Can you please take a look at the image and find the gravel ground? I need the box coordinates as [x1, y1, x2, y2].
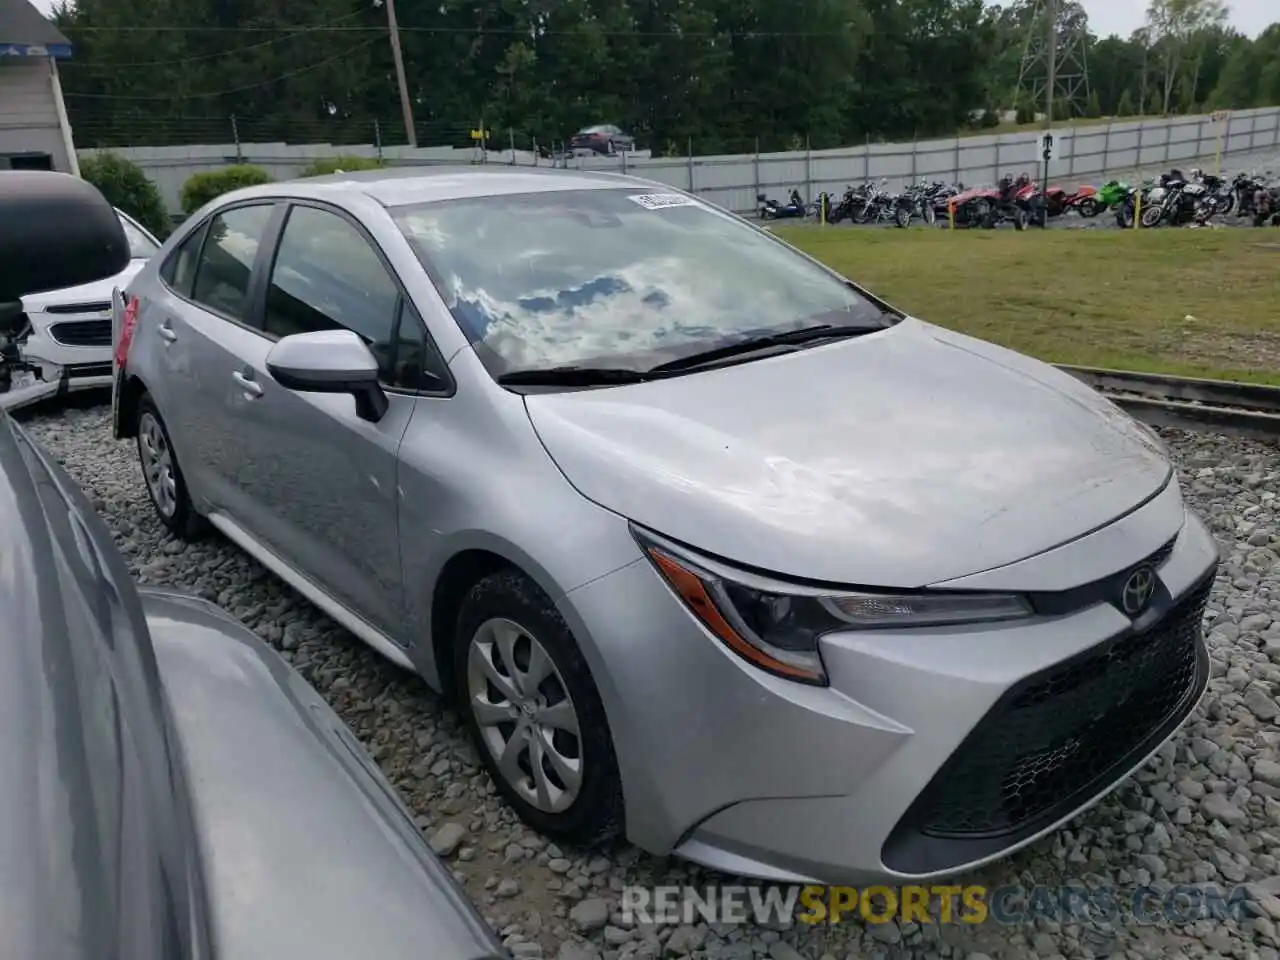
[19, 397, 1280, 960]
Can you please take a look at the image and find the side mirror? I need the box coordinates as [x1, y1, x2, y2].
[0, 171, 130, 302]
[265, 330, 389, 423]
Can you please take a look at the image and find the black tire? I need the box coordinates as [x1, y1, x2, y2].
[453, 569, 624, 846]
[1076, 197, 1100, 218]
[894, 206, 911, 228]
[135, 394, 207, 539]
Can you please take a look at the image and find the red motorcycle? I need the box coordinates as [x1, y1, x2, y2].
[1014, 179, 1099, 226]
[944, 176, 1029, 230]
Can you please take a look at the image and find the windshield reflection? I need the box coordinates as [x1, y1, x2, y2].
[393, 189, 886, 375]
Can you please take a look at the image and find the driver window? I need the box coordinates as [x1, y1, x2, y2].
[264, 205, 406, 385]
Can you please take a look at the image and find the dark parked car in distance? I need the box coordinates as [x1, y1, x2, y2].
[0, 169, 509, 960]
[569, 124, 635, 155]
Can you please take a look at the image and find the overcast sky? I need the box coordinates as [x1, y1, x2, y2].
[1080, 0, 1273, 39]
[28, 0, 1276, 41]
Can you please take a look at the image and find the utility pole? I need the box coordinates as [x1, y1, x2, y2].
[384, 0, 417, 148]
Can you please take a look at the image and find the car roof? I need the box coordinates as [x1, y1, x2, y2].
[221, 165, 661, 209]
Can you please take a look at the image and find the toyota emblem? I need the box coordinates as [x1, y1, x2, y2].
[1120, 565, 1157, 616]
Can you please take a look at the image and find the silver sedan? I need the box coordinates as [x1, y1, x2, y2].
[113, 166, 1219, 884]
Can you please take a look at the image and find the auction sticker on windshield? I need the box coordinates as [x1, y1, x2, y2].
[627, 193, 700, 210]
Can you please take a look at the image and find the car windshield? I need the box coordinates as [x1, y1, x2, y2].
[118, 214, 160, 259]
[391, 188, 889, 377]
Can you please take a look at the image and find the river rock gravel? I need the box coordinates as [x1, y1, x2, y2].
[18, 398, 1280, 960]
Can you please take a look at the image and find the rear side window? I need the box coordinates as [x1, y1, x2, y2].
[190, 204, 274, 322]
[160, 221, 208, 297]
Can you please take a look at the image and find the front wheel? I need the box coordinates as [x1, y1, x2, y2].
[454, 570, 624, 845]
[894, 206, 911, 228]
[1013, 208, 1028, 231]
[1140, 204, 1164, 228]
[1076, 197, 1100, 218]
[136, 396, 206, 539]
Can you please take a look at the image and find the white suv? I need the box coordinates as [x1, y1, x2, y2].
[17, 208, 159, 396]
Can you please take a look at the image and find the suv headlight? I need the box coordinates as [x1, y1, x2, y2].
[634, 528, 1032, 686]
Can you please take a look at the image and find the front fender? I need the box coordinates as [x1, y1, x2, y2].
[141, 588, 505, 960]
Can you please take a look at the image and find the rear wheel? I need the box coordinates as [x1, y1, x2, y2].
[1140, 204, 1164, 228]
[894, 206, 911, 228]
[136, 395, 206, 539]
[454, 570, 623, 846]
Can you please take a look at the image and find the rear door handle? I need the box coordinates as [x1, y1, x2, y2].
[157, 321, 177, 344]
[232, 370, 263, 398]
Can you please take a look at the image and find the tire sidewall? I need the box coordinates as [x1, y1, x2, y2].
[452, 570, 623, 845]
[136, 395, 204, 538]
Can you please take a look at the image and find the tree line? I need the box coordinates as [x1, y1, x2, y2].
[52, 0, 1280, 154]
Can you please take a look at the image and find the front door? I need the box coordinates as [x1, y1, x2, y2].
[222, 202, 417, 637]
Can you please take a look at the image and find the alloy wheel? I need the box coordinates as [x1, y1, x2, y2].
[466, 617, 583, 813]
[139, 411, 177, 518]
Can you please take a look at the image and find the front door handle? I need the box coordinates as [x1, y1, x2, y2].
[232, 370, 263, 398]
[157, 322, 177, 344]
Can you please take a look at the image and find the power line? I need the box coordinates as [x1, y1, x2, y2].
[58, 9, 371, 71]
[62, 24, 852, 38]
[61, 37, 382, 100]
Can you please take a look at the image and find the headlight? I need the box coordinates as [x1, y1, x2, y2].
[634, 529, 1033, 687]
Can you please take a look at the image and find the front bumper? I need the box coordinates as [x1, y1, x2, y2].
[567, 491, 1219, 885]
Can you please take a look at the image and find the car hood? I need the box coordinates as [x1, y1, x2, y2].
[21, 259, 146, 313]
[523, 318, 1172, 587]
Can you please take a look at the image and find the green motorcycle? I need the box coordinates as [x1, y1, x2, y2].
[1075, 179, 1130, 218]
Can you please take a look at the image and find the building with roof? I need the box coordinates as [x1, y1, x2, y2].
[0, 0, 76, 174]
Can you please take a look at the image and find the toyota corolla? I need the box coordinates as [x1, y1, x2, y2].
[111, 167, 1219, 884]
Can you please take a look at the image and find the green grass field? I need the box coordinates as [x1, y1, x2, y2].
[774, 225, 1280, 385]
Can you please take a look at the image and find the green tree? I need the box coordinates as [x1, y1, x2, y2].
[78, 151, 170, 237]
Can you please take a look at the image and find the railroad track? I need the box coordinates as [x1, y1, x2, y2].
[1058, 365, 1280, 441]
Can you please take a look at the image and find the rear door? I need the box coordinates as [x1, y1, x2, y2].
[146, 202, 282, 518]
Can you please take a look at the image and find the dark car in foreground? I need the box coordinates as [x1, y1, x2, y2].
[0, 169, 507, 960]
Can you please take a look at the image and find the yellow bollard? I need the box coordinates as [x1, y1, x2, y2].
[1133, 187, 1141, 230]
[948, 199, 956, 231]
[1213, 110, 1230, 178]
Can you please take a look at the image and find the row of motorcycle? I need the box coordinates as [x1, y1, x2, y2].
[756, 168, 1280, 230]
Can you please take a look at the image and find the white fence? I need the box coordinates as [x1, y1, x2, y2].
[84, 106, 1280, 217]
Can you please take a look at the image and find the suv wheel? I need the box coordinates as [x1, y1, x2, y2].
[454, 569, 623, 845]
[137, 395, 206, 539]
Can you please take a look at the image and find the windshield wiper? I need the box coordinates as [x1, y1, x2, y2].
[496, 366, 658, 386]
[647, 322, 882, 374]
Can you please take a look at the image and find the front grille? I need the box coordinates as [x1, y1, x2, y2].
[883, 573, 1213, 873]
[45, 301, 111, 315]
[66, 362, 113, 379]
[49, 319, 112, 347]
